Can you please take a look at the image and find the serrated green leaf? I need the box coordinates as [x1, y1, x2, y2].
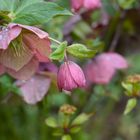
[72, 113, 91, 125]
[124, 98, 137, 115]
[50, 42, 67, 61]
[12, 2, 72, 25]
[45, 117, 58, 128]
[62, 135, 72, 140]
[67, 44, 97, 58]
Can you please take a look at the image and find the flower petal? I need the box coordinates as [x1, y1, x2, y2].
[19, 74, 51, 105]
[23, 33, 51, 62]
[84, 0, 102, 10]
[0, 37, 33, 71]
[18, 24, 49, 39]
[7, 57, 39, 80]
[106, 53, 128, 69]
[0, 64, 5, 75]
[0, 25, 21, 50]
[84, 60, 115, 84]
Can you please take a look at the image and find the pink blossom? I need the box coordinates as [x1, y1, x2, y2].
[16, 74, 51, 105]
[57, 61, 86, 91]
[0, 23, 51, 80]
[84, 52, 128, 85]
[84, 0, 102, 10]
[71, 0, 101, 11]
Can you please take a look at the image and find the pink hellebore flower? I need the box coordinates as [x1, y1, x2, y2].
[71, 0, 101, 11]
[84, 52, 128, 85]
[16, 74, 51, 105]
[57, 61, 86, 91]
[0, 23, 51, 80]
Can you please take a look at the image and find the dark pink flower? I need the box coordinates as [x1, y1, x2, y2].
[16, 74, 51, 105]
[57, 61, 86, 91]
[71, 0, 101, 11]
[84, 52, 128, 85]
[0, 23, 51, 80]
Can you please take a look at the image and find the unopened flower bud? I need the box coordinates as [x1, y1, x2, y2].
[126, 75, 140, 84]
[57, 61, 86, 91]
[59, 104, 77, 115]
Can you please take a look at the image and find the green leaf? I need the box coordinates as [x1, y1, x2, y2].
[72, 113, 92, 125]
[53, 129, 63, 136]
[0, 0, 15, 11]
[117, 0, 135, 9]
[124, 98, 137, 115]
[50, 42, 67, 61]
[122, 82, 133, 96]
[62, 135, 72, 140]
[0, 75, 20, 95]
[45, 117, 58, 128]
[0, 0, 42, 12]
[12, 2, 72, 25]
[67, 44, 97, 58]
[70, 126, 81, 134]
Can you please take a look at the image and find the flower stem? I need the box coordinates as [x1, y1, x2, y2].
[48, 37, 61, 45]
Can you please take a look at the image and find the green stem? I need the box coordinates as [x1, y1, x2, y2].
[48, 37, 61, 45]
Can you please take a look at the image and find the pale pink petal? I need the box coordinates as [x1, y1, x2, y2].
[0, 25, 21, 50]
[97, 53, 128, 69]
[23, 33, 51, 62]
[18, 24, 49, 39]
[0, 38, 33, 71]
[8, 25, 22, 44]
[0, 64, 5, 75]
[7, 57, 39, 80]
[84, 0, 102, 10]
[84, 60, 116, 85]
[107, 53, 128, 69]
[9, 23, 49, 39]
[20, 75, 51, 105]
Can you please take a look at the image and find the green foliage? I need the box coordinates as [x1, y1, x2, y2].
[45, 117, 58, 128]
[0, 75, 20, 95]
[62, 135, 72, 140]
[50, 42, 67, 61]
[0, 0, 72, 25]
[72, 113, 92, 125]
[124, 98, 137, 115]
[117, 0, 136, 9]
[67, 44, 97, 58]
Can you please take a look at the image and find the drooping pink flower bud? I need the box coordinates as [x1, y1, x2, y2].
[84, 52, 128, 85]
[84, 0, 102, 10]
[57, 61, 86, 91]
